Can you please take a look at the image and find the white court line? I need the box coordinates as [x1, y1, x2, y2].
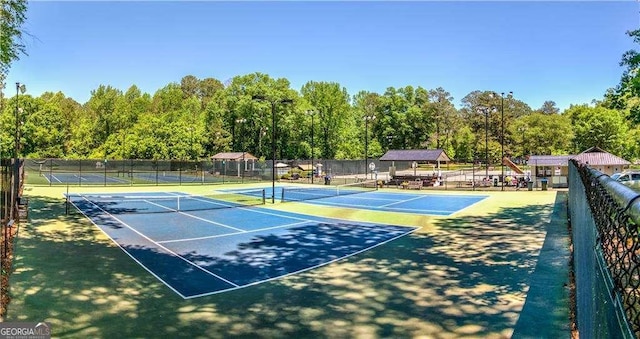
[158, 220, 314, 244]
[448, 197, 489, 216]
[71, 195, 419, 299]
[67, 198, 188, 298]
[183, 224, 419, 299]
[71, 174, 89, 182]
[72, 197, 240, 295]
[305, 199, 455, 215]
[379, 194, 427, 208]
[143, 199, 246, 232]
[342, 195, 398, 202]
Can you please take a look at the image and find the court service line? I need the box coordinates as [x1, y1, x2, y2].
[143, 200, 246, 232]
[73, 175, 88, 182]
[379, 195, 427, 208]
[157, 220, 315, 244]
[75, 197, 241, 291]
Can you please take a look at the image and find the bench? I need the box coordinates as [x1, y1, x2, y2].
[407, 180, 423, 190]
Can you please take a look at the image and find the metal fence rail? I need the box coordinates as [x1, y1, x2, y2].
[569, 159, 639, 337]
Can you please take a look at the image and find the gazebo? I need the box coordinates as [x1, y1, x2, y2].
[211, 152, 258, 177]
[379, 149, 451, 177]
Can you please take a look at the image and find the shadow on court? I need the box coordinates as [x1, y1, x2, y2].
[6, 191, 570, 337]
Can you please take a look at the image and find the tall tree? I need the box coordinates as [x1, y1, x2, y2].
[198, 77, 224, 108]
[0, 0, 28, 114]
[301, 81, 350, 159]
[538, 100, 560, 115]
[0, 0, 28, 76]
[428, 87, 457, 151]
[564, 104, 627, 155]
[180, 75, 200, 99]
[86, 85, 123, 148]
[604, 29, 640, 124]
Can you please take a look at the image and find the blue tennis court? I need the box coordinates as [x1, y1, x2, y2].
[67, 191, 417, 299]
[237, 186, 488, 216]
[43, 172, 130, 184]
[42, 171, 204, 184]
[296, 191, 488, 215]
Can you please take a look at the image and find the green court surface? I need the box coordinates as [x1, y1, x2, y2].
[5, 185, 570, 338]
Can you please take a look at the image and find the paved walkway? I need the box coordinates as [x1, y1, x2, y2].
[512, 191, 572, 338]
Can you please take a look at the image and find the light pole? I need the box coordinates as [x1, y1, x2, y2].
[188, 127, 194, 160]
[12, 82, 25, 220]
[121, 118, 127, 177]
[235, 118, 246, 182]
[364, 115, 376, 180]
[252, 95, 293, 203]
[498, 91, 513, 191]
[476, 106, 494, 183]
[122, 131, 126, 177]
[306, 110, 315, 184]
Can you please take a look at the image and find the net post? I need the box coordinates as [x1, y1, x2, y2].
[262, 189, 266, 204]
[281, 187, 285, 202]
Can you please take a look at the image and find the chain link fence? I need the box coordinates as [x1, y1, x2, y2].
[569, 159, 639, 337]
[23, 158, 397, 186]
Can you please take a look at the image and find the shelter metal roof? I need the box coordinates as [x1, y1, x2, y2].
[211, 152, 258, 161]
[529, 147, 630, 167]
[573, 152, 630, 166]
[379, 149, 451, 162]
[528, 155, 574, 167]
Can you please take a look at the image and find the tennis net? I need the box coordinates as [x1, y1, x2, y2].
[281, 180, 377, 202]
[67, 189, 266, 215]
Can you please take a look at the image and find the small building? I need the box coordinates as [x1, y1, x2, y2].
[275, 162, 290, 176]
[572, 146, 630, 175]
[528, 147, 630, 188]
[296, 163, 323, 177]
[379, 149, 451, 176]
[211, 152, 258, 177]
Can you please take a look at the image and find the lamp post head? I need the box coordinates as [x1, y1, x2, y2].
[251, 95, 266, 101]
[501, 91, 513, 98]
[476, 106, 489, 115]
[16, 82, 26, 94]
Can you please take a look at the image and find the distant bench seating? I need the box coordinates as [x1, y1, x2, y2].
[407, 180, 423, 190]
[388, 175, 438, 188]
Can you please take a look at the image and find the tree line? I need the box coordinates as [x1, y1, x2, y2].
[0, 70, 637, 164]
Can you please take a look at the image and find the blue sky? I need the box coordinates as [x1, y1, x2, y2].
[5, 1, 639, 111]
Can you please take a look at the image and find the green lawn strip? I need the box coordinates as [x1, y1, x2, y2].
[6, 185, 565, 338]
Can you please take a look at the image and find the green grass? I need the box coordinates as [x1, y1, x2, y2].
[5, 184, 568, 338]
